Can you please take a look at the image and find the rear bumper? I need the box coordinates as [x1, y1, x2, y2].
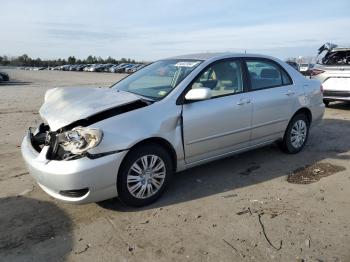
[323, 91, 350, 101]
[21, 131, 128, 204]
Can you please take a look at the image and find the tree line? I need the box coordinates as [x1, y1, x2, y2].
[0, 54, 140, 67]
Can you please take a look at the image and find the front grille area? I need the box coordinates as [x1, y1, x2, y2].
[323, 90, 350, 97]
[59, 188, 89, 198]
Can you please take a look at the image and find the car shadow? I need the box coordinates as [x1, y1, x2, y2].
[0, 81, 32, 86]
[0, 196, 73, 261]
[98, 118, 350, 212]
[327, 101, 350, 110]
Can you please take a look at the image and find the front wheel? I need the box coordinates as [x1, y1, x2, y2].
[281, 114, 309, 154]
[117, 144, 173, 207]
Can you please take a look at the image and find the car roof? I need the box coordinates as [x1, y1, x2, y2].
[164, 52, 276, 61]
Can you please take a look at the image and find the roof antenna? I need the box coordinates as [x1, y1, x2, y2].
[245, 50, 247, 54]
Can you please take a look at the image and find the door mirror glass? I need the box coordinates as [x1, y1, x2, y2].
[185, 88, 212, 101]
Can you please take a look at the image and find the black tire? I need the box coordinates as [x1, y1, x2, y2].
[117, 144, 173, 207]
[281, 113, 310, 154]
[323, 100, 330, 107]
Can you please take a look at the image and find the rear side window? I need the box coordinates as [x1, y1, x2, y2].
[246, 60, 292, 90]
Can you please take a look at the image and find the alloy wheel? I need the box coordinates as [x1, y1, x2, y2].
[290, 120, 307, 149]
[126, 155, 166, 199]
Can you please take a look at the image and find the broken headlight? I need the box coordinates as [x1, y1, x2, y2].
[59, 127, 103, 154]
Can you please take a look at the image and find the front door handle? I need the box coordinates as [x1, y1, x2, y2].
[285, 90, 295, 96]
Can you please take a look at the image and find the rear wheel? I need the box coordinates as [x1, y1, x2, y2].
[282, 114, 309, 154]
[117, 144, 173, 207]
[0, 74, 9, 81]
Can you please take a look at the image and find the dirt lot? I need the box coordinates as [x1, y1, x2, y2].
[1, 69, 350, 262]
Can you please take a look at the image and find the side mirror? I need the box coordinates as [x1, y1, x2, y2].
[185, 88, 212, 101]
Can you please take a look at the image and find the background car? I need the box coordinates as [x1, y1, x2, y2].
[125, 64, 141, 73]
[110, 63, 129, 73]
[0, 71, 9, 81]
[286, 61, 300, 71]
[128, 64, 146, 73]
[311, 43, 350, 106]
[115, 63, 134, 73]
[60, 65, 71, 71]
[102, 64, 116, 72]
[299, 63, 310, 75]
[83, 65, 92, 71]
[89, 64, 103, 72]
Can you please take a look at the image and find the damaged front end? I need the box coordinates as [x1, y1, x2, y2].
[30, 123, 103, 161]
[30, 92, 151, 161]
[317, 42, 350, 65]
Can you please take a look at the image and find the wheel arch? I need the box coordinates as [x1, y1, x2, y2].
[122, 137, 178, 172]
[291, 107, 312, 124]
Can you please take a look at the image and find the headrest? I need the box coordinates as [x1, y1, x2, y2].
[260, 68, 279, 78]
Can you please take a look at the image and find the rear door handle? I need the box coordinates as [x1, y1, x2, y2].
[237, 98, 251, 105]
[285, 90, 295, 96]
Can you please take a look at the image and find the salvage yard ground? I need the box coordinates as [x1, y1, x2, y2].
[0, 69, 350, 262]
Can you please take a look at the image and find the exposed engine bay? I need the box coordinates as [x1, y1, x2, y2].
[321, 50, 350, 65]
[318, 43, 350, 65]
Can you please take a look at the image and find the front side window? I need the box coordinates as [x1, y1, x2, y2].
[112, 59, 202, 100]
[190, 60, 244, 98]
[246, 60, 292, 90]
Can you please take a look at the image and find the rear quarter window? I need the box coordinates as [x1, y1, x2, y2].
[246, 59, 292, 90]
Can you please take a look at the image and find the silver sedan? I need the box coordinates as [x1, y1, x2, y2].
[21, 53, 325, 206]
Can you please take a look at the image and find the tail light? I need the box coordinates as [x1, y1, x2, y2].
[310, 69, 325, 76]
[320, 84, 324, 93]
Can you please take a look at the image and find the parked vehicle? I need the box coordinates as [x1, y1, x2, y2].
[285, 61, 299, 71]
[311, 43, 350, 106]
[21, 53, 324, 206]
[125, 64, 141, 73]
[116, 64, 134, 73]
[91, 64, 110, 72]
[109, 65, 118, 73]
[36, 67, 47, 70]
[132, 64, 146, 73]
[89, 64, 102, 72]
[299, 63, 310, 75]
[102, 64, 116, 72]
[126, 64, 145, 74]
[0, 71, 9, 81]
[60, 65, 71, 71]
[51, 66, 61, 70]
[109, 63, 128, 73]
[68, 65, 79, 71]
[83, 65, 92, 72]
[76, 64, 88, 71]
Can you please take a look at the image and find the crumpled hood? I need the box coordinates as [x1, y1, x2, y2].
[39, 87, 141, 131]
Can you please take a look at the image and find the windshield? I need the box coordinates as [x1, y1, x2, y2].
[112, 59, 202, 100]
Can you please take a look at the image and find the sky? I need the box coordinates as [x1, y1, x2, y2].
[0, 0, 349, 61]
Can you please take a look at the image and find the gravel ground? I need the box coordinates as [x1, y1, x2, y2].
[0, 69, 350, 262]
